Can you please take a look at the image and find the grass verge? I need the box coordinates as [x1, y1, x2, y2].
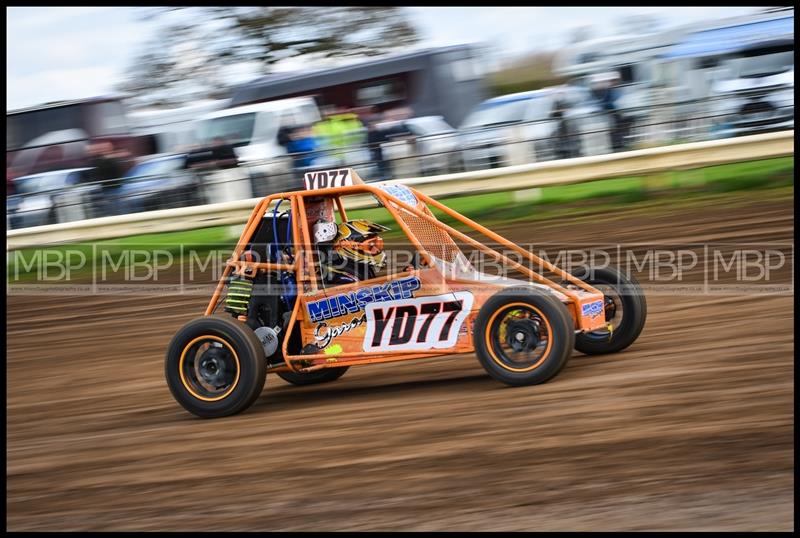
[7, 156, 793, 281]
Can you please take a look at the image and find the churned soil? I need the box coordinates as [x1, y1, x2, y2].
[7, 193, 793, 531]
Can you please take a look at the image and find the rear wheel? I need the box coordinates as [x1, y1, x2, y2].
[277, 367, 350, 386]
[273, 316, 350, 386]
[474, 287, 575, 386]
[571, 265, 647, 355]
[165, 316, 267, 418]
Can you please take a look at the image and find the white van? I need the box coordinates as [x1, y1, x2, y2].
[195, 97, 321, 166]
[194, 97, 321, 197]
[128, 99, 227, 154]
[457, 87, 610, 170]
[709, 39, 794, 138]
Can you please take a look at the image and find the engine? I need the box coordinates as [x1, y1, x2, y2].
[224, 208, 296, 361]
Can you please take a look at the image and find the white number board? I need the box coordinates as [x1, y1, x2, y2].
[304, 169, 353, 190]
[362, 291, 474, 352]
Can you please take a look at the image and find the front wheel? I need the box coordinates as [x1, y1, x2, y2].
[474, 287, 575, 386]
[165, 316, 267, 418]
[571, 265, 647, 355]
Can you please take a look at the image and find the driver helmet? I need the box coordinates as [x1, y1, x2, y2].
[333, 219, 390, 271]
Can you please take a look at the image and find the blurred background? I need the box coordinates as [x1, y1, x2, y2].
[6, 6, 794, 228]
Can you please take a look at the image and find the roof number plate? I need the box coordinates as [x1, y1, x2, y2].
[304, 169, 353, 190]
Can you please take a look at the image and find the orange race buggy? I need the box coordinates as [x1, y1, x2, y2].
[165, 168, 646, 418]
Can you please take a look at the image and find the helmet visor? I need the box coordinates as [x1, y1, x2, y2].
[340, 235, 384, 256]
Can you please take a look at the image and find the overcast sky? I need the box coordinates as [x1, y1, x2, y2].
[6, 6, 764, 111]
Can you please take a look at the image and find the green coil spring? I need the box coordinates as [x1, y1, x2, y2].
[225, 275, 254, 316]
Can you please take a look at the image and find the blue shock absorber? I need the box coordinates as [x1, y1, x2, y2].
[271, 199, 297, 310]
[271, 199, 283, 262]
[281, 209, 297, 309]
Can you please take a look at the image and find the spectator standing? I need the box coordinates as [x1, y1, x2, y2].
[591, 72, 626, 152]
[365, 114, 391, 181]
[85, 141, 129, 216]
[186, 136, 238, 171]
[209, 136, 238, 168]
[185, 135, 241, 201]
[371, 108, 417, 179]
[286, 125, 322, 170]
[550, 89, 578, 159]
[277, 125, 293, 152]
[313, 106, 365, 165]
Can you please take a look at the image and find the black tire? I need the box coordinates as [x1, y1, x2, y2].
[571, 265, 647, 355]
[165, 316, 267, 418]
[277, 367, 350, 386]
[474, 287, 575, 386]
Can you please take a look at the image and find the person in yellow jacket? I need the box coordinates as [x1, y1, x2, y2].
[313, 106, 365, 165]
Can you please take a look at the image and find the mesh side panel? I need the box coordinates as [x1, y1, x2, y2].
[396, 202, 463, 263]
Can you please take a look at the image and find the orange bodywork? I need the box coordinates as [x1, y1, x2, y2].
[204, 170, 606, 374]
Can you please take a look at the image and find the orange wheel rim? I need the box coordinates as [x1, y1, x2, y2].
[484, 302, 553, 373]
[178, 335, 241, 402]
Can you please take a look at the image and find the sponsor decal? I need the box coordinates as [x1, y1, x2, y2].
[324, 344, 343, 356]
[378, 184, 418, 207]
[363, 291, 474, 352]
[304, 169, 353, 190]
[582, 300, 604, 319]
[314, 315, 366, 349]
[307, 276, 421, 323]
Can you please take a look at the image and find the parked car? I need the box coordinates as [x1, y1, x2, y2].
[7, 96, 154, 179]
[458, 87, 609, 171]
[710, 39, 794, 138]
[7, 168, 99, 229]
[116, 154, 203, 214]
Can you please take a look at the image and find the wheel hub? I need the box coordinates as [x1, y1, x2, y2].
[198, 349, 228, 388]
[604, 295, 618, 321]
[505, 319, 541, 353]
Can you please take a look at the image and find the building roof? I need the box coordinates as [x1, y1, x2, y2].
[200, 96, 318, 119]
[229, 44, 476, 107]
[485, 88, 553, 103]
[662, 15, 793, 59]
[7, 94, 127, 116]
[15, 167, 93, 180]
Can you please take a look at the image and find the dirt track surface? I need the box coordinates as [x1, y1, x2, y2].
[7, 193, 794, 531]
